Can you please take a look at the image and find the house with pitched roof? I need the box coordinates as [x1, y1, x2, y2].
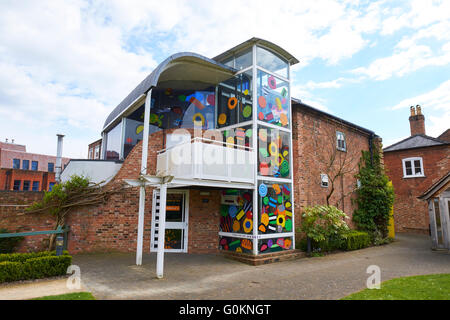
[383, 105, 450, 236]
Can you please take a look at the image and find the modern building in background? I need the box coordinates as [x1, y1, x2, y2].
[384, 106, 450, 235]
[0, 140, 70, 191]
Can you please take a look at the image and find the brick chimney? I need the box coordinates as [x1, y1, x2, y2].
[409, 105, 426, 136]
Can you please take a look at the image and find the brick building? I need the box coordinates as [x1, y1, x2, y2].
[88, 139, 102, 160]
[0, 140, 70, 191]
[384, 106, 450, 234]
[2, 39, 379, 269]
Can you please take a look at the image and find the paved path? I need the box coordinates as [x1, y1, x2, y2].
[0, 278, 86, 300]
[72, 234, 450, 300]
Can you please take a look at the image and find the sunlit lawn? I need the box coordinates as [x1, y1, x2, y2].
[342, 274, 450, 300]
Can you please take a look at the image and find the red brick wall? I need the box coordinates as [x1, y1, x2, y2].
[2, 114, 374, 254]
[0, 191, 54, 252]
[0, 168, 57, 191]
[292, 107, 371, 233]
[384, 145, 450, 234]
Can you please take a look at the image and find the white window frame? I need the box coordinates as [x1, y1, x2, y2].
[94, 145, 100, 159]
[320, 174, 329, 188]
[336, 131, 346, 152]
[402, 157, 425, 178]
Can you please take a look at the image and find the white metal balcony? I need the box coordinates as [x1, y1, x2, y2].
[156, 137, 254, 185]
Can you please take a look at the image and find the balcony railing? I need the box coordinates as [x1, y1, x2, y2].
[156, 137, 254, 184]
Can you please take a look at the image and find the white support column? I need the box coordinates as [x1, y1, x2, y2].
[136, 90, 152, 266]
[252, 44, 259, 255]
[156, 183, 168, 278]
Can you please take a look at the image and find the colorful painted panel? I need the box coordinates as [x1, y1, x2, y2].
[217, 71, 252, 128]
[219, 236, 253, 254]
[258, 182, 293, 234]
[258, 237, 293, 254]
[129, 88, 216, 130]
[222, 125, 253, 149]
[219, 189, 253, 235]
[258, 127, 290, 178]
[257, 69, 289, 128]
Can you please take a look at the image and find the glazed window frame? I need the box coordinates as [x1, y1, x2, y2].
[336, 131, 346, 152]
[402, 157, 425, 178]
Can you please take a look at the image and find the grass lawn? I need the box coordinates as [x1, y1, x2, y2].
[31, 292, 95, 300]
[342, 274, 450, 300]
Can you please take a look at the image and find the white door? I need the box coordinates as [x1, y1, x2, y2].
[150, 190, 189, 253]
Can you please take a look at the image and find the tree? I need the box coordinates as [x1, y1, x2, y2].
[314, 120, 362, 209]
[26, 175, 125, 250]
[352, 143, 395, 237]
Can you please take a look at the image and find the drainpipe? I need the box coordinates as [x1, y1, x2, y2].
[55, 134, 65, 183]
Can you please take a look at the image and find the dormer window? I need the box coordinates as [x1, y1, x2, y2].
[402, 157, 424, 178]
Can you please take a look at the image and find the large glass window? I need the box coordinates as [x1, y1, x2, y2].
[32, 181, 40, 191]
[235, 49, 252, 70]
[219, 189, 253, 236]
[256, 69, 290, 128]
[256, 46, 288, 78]
[257, 181, 293, 235]
[23, 180, 30, 191]
[48, 162, 54, 172]
[13, 180, 21, 190]
[22, 160, 29, 170]
[217, 71, 253, 128]
[257, 127, 291, 178]
[105, 123, 122, 160]
[12, 159, 20, 169]
[31, 161, 38, 171]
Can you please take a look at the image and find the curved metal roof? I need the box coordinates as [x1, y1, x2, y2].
[213, 37, 300, 65]
[103, 52, 236, 130]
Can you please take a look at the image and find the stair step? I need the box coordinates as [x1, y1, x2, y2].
[221, 249, 306, 266]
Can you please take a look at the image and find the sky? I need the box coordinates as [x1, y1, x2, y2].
[0, 0, 449, 158]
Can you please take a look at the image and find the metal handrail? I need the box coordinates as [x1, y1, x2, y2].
[157, 137, 254, 154]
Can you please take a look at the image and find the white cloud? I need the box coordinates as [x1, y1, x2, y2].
[388, 80, 450, 137]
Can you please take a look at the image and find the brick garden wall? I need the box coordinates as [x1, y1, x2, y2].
[384, 145, 450, 234]
[0, 190, 54, 252]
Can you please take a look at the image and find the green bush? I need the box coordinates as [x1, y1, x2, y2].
[299, 205, 350, 242]
[341, 230, 370, 251]
[0, 250, 68, 263]
[0, 228, 24, 254]
[298, 230, 370, 252]
[0, 251, 71, 283]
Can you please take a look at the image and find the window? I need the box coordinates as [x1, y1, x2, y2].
[94, 145, 100, 159]
[336, 131, 346, 151]
[23, 180, 30, 191]
[31, 161, 38, 171]
[402, 157, 424, 178]
[49, 182, 55, 191]
[256, 46, 288, 79]
[22, 160, 29, 170]
[48, 162, 54, 172]
[12, 159, 20, 169]
[88, 148, 93, 159]
[320, 174, 329, 188]
[13, 180, 21, 191]
[32, 181, 40, 191]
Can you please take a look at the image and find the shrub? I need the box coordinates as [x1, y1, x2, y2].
[353, 147, 395, 237]
[299, 205, 350, 243]
[0, 228, 24, 254]
[0, 251, 71, 283]
[341, 230, 370, 251]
